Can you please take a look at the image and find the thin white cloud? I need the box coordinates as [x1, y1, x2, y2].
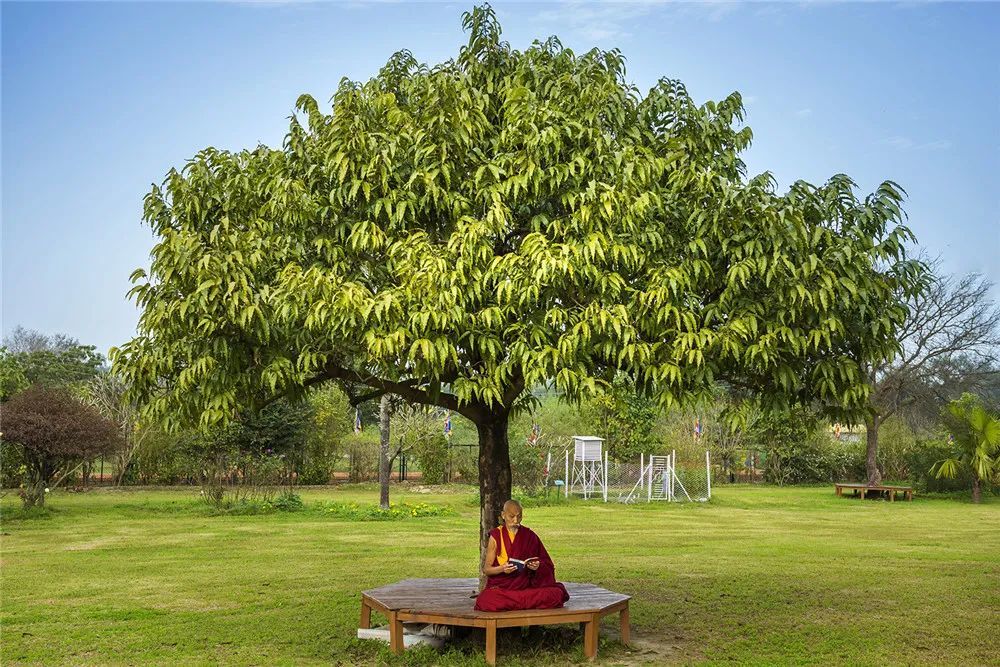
[880, 136, 952, 151]
[795, 108, 812, 117]
[533, 0, 743, 44]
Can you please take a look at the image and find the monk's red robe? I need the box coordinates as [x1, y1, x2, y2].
[474, 525, 570, 612]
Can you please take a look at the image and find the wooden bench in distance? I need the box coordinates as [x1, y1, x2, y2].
[835, 482, 914, 501]
[360, 577, 630, 665]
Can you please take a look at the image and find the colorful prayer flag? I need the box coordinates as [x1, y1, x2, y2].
[353, 408, 362, 435]
[444, 411, 452, 439]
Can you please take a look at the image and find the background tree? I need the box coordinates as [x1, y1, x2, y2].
[863, 266, 1000, 484]
[933, 393, 1000, 503]
[83, 373, 151, 485]
[583, 376, 658, 461]
[391, 404, 444, 483]
[0, 347, 29, 400]
[2, 385, 122, 507]
[112, 5, 925, 559]
[303, 384, 352, 484]
[3, 327, 104, 389]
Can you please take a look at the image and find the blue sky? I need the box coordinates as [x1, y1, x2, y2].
[3, 1, 998, 355]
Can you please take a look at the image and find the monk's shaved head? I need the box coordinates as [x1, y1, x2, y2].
[502, 499, 522, 513]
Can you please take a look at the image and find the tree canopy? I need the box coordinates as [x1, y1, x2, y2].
[1, 327, 104, 391]
[113, 5, 924, 550]
[3, 385, 122, 507]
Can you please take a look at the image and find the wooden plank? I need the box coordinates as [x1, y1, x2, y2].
[496, 612, 594, 628]
[361, 595, 391, 616]
[397, 612, 488, 628]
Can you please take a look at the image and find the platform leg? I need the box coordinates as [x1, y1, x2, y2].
[389, 611, 404, 655]
[359, 602, 371, 629]
[619, 605, 630, 646]
[584, 613, 600, 660]
[485, 620, 497, 666]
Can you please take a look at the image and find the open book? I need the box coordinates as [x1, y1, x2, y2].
[507, 557, 540, 572]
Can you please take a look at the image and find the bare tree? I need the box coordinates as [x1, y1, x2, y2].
[83, 373, 151, 486]
[864, 265, 1000, 485]
[4, 326, 80, 354]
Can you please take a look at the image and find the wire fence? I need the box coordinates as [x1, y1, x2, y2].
[555, 449, 712, 503]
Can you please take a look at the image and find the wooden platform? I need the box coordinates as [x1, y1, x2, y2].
[835, 482, 914, 501]
[360, 578, 630, 665]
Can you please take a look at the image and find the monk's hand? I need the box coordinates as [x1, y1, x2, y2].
[526, 559, 540, 571]
[503, 563, 517, 574]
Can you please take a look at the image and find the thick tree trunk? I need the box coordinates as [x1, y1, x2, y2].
[477, 415, 512, 587]
[865, 415, 882, 486]
[379, 394, 391, 510]
[972, 474, 982, 504]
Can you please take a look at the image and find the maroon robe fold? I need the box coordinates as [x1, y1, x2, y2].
[474, 525, 570, 612]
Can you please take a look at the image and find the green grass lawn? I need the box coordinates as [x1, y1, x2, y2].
[2, 485, 998, 666]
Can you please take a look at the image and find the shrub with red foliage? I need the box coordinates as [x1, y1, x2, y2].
[2, 385, 122, 507]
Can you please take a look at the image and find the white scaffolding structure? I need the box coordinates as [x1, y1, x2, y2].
[564, 436, 608, 501]
[619, 450, 712, 503]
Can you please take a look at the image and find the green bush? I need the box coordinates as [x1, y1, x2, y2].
[509, 432, 547, 494]
[906, 436, 975, 492]
[448, 446, 478, 484]
[413, 432, 449, 485]
[819, 437, 866, 482]
[876, 417, 918, 481]
[347, 436, 380, 482]
[268, 492, 305, 512]
[0, 442, 26, 488]
[314, 501, 454, 521]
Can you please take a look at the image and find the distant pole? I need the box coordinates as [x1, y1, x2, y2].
[640, 453, 644, 495]
[705, 450, 712, 500]
[603, 451, 608, 503]
[647, 460, 652, 502]
[564, 450, 569, 498]
[671, 450, 677, 501]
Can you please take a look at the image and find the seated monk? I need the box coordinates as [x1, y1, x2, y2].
[474, 499, 570, 612]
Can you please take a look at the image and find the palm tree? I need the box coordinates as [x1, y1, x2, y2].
[932, 394, 1000, 503]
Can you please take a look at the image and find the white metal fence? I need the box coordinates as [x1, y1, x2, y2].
[559, 450, 712, 503]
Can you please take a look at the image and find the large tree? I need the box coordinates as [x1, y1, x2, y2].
[113, 6, 923, 560]
[863, 267, 999, 485]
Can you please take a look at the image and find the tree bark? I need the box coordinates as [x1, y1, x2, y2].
[21, 456, 49, 509]
[477, 414, 512, 588]
[865, 414, 882, 486]
[972, 473, 982, 504]
[379, 394, 391, 510]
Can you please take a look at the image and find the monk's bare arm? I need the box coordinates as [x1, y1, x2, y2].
[482, 536, 514, 576]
